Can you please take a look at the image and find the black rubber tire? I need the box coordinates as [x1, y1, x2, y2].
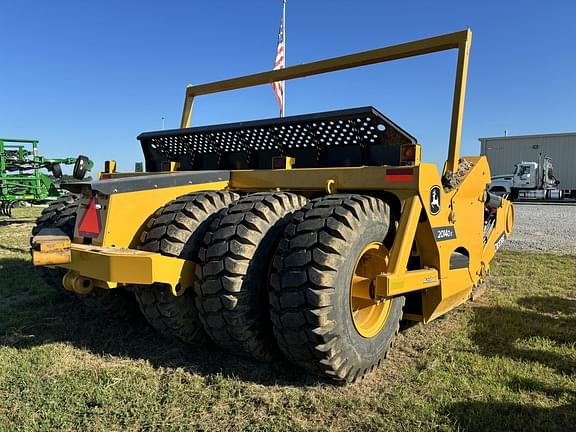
[269, 194, 405, 382]
[31, 195, 140, 321]
[73, 155, 90, 180]
[32, 195, 78, 237]
[195, 192, 308, 361]
[509, 188, 519, 201]
[32, 195, 80, 293]
[133, 190, 239, 344]
[51, 163, 63, 179]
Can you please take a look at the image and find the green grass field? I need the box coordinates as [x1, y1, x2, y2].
[1, 208, 575, 431]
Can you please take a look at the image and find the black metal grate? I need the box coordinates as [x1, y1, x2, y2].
[138, 107, 417, 171]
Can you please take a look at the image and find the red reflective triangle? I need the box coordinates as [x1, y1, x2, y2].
[78, 197, 101, 238]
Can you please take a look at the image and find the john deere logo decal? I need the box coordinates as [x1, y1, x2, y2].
[430, 186, 441, 215]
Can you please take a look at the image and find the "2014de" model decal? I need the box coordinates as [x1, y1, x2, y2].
[432, 226, 456, 242]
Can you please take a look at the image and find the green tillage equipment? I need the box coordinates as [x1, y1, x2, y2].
[0, 138, 92, 216]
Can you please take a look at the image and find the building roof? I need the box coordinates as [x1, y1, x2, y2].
[479, 132, 576, 142]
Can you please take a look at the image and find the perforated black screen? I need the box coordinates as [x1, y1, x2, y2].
[138, 107, 416, 171]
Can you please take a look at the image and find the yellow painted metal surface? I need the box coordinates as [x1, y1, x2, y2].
[31, 229, 72, 266]
[76, 180, 229, 248]
[350, 242, 391, 338]
[412, 156, 513, 322]
[61, 243, 192, 291]
[104, 160, 117, 174]
[32, 249, 71, 266]
[376, 268, 439, 298]
[229, 166, 418, 192]
[423, 268, 473, 322]
[387, 195, 422, 275]
[446, 32, 471, 174]
[63, 270, 94, 294]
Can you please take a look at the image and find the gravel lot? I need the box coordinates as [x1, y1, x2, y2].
[503, 203, 576, 254]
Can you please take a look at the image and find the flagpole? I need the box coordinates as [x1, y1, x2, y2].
[272, 0, 286, 118]
[281, 0, 286, 118]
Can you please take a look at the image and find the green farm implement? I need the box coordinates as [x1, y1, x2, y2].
[0, 138, 92, 216]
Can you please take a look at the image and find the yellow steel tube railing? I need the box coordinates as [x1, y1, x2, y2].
[180, 29, 472, 174]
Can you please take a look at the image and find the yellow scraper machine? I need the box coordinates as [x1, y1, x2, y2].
[32, 29, 513, 382]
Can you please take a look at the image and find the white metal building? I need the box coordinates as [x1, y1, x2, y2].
[479, 132, 576, 191]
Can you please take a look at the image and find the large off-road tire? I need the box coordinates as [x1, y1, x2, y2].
[31, 195, 140, 321]
[32, 195, 79, 293]
[270, 194, 405, 382]
[195, 192, 308, 361]
[32, 195, 78, 237]
[133, 191, 239, 344]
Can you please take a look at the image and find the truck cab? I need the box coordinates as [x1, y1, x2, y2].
[512, 162, 537, 189]
[489, 156, 560, 199]
[512, 158, 558, 190]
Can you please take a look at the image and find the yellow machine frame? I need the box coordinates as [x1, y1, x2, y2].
[32, 29, 513, 324]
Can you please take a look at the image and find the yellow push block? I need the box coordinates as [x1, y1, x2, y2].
[31, 228, 72, 266]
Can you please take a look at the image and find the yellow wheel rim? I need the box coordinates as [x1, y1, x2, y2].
[350, 242, 392, 338]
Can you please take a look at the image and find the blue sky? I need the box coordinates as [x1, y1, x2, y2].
[1, 0, 575, 173]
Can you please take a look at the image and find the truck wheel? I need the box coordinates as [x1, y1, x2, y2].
[270, 194, 404, 382]
[509, 188, 519, 201]
[195, 192, 308, 361]
[133, 191, 239, 344]
[31, 195, 140, 320]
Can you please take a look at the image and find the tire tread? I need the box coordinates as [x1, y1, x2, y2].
[134, 190, 239, 344]
[270, 194, 404, 381]
[195, 192, 307, 361]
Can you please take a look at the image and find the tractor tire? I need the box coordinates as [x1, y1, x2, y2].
[51, 163, 63, 179]
[195, 192, 308, 361]
[133, 190, 239, 344]
[269, 194, 405, 382]
[73, 155, 90, 180]
[31, 194, 140, 321]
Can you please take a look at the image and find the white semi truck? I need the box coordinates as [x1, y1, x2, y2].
[489, 156, 565, 201]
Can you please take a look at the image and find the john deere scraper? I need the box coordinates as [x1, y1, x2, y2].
[32, 29, 513, 382]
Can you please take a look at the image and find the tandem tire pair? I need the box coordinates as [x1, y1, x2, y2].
[134, 191, 404, 382]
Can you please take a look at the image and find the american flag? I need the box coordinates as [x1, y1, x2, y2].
[272, 0, 286, 117]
